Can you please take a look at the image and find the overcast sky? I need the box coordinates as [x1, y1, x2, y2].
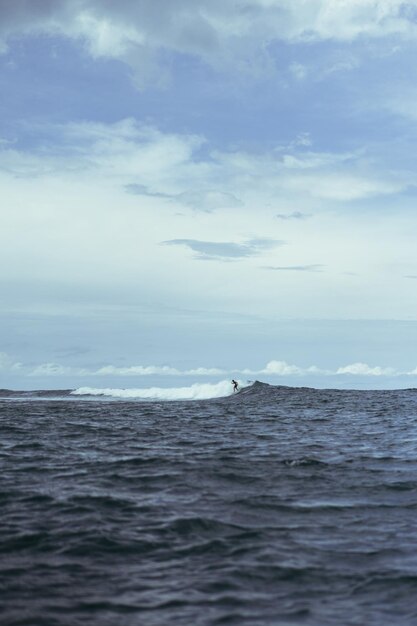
[1, 0, 417, 390]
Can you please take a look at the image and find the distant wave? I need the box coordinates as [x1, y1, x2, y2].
[2, 381, 416, 401]
[71, 380, 251, 401]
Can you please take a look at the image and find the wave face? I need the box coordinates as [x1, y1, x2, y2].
[71, 380, 250, 401]
[2, 382, 417, 625]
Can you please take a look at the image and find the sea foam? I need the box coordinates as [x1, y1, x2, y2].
[71, 380, 248, 401]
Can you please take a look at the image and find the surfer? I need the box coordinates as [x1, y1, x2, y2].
[231, 379, 239, 392]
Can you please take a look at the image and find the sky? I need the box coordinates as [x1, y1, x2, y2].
[1, 0, 417, 391]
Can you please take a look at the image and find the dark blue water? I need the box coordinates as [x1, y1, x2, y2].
[1, 382, 417, 625]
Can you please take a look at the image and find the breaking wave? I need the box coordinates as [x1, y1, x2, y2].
[71, 380, 250, 401]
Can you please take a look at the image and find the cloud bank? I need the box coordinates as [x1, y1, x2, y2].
[3, 116, 415, 324]
[1, 1, 416, 86]
[1, 119, 409, 205]
[2, 353, 417, 380]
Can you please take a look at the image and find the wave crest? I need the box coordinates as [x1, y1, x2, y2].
[71, 380, 248, 401]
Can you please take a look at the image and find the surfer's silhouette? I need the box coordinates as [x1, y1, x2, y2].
[231, 379, 239, 392]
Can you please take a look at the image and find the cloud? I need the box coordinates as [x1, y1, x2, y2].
[262, 360, 303, 375]
[25, 361, 227, 377]
[247, 360, 411, 378]
[242, 360, 326, 376]
[29, 363, 83, 377]
[0, 119, 204, 182]
[6, 352, 417, 380]
[321, 55, 361, 77]
[124, 184, 169, 199]
[212, 146, 410, 203]
[262, 264, 324, 272]
[176, 190, 243, 212]
[0, 119, 410, 207]
[280, 151, 353, 170]
[0, 1, 416, 86]
[1, 118, 416, 326]
[95, 365, 225, 376]
[125, 184, 242, 212]
[282, 171, 408, 201]
[162, 237, 284, 261]
[276, 211, 310, 220]
[336, 362, 396, 376]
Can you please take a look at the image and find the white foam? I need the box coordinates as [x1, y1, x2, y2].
[71, 380, 248, 401]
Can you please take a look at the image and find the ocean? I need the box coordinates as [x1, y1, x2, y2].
[1, 381, 417, 625]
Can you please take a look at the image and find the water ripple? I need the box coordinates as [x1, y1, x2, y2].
[1, 383, 417, 625]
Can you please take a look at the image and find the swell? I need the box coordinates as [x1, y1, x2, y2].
[2, 386, 417, 626]
[2, 380, 417, 404]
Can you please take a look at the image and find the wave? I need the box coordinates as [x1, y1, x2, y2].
[71, 380, 251, 401]
[5, 381, 413, 402]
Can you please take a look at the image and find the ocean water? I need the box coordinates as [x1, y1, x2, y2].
[1, 381, 417, 626]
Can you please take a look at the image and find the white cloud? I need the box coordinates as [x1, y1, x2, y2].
[95, 365, 181, 376]
[282, 171, 408, 201]
[262, 360, 304, 375]
[99, 360, 411, 379]
[24, 359, 277, 377]
[177, 190, 243, 212]
[4, 124, 411, 190]
[94, 365, 226, 376]
[0, 1, 416, 85]
[23, 360, 227, 377]
[321, 56, 361, 77]
[6, 352, 417, 380]
[2, 118, 417, 322]
[242, 360, 327, 376]
[336, 362, 397, 376]
[1, 119, 408, 205]
[0, 119, 204, 183]
[29, 363, 89, 376]
[280, 151, 354, 170]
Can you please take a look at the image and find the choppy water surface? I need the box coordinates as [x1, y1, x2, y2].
[1, 382, 417, 625]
